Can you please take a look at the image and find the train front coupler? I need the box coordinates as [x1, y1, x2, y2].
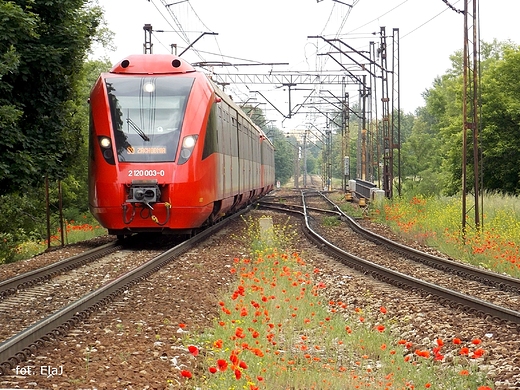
[126, 180, 161, 210]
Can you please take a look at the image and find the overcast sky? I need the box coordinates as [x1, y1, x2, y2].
[95, 0, 520, 129]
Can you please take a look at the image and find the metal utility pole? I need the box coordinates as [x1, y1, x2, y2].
[379, 27, 393, 199]
[342, 88, 350, 191]
[461, 0, 480, 235]
[143, 24, 153, 54]
[392, 28, 401, 197]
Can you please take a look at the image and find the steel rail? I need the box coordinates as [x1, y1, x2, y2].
[256, 193, 520, 325]
[0, 210, 246, 374]
[0, 241, 122, 299]
[316, 191, 520, 293]
[299, 191, 520, 324]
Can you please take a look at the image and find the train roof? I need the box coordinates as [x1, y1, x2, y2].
[110, 54, 196, 75]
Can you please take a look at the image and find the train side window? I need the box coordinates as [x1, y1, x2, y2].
[202, 104, 218, 160]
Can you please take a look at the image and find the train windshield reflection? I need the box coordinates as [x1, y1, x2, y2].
[105, 76, 195, 162]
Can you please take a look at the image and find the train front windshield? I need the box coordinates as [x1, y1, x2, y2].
[105, 76, 195, 162]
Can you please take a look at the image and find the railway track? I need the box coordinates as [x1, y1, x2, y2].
[0, 210, 246, 375]
[258, 190, 520, 326]
[2, 199, 520, 388]
[0, 241, 122, 299]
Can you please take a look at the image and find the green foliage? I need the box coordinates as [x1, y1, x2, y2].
[272, 132, 296, 186]
[480, 44, 520, 194]
[0, 1, 113, 262]
[0, 0, 103, 194]
[414, 40, 520, 196]
[321, 215, 340, 227]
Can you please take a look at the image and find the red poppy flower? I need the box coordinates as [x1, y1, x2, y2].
[235, 369, 242, 380]
[209, 366, 217, 374]
[188, 345, 199, 356]
[180, 370, 192, 378]
[217, 359, 228, 371]
[472, 348, 485, 358]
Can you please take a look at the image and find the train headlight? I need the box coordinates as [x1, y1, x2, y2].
[178, 135, 198, 165]
[99, 137, 111, 148]
[182, 135, 197, 149]
[143, 82, 155, 93]
[97, 136, 115, 165]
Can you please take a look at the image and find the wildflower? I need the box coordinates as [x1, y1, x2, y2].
[214, 339, 223, 348]
[180, 370, 192, 378]
[209, 366, 217, 374]
[380, 306, 387, 314]
[235, 369, 242, 380]
[471, 338, 482, 345]
[239, 361, 248, 369]
[459, 369, 470, 376]
[217, 359, 228, 371]
[472, 348, 485, 358]
[433, 347, 444, 361]
[230, 351, 240, 364]
[459, 347, 470, 355]
[375, 324, 385, 332]
[452, 337, 461, 344]
[251, 348, 264, 357]
[188, 345, 199, 356]
[415, 349, 430, 358]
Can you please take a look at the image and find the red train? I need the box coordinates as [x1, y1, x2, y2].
[88, 54, 275, 237]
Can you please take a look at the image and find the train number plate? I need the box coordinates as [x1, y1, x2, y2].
[128, 169, 166, 177]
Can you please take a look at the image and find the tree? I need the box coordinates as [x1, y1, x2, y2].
[0, 0, 103, 195]
[480, 43, 520, 194]
[0, 1, 38, 191]
[420, 40, 520, 196]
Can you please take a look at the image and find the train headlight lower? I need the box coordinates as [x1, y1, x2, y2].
[97, 136, 115, 165]
[178, 135, 198, 165]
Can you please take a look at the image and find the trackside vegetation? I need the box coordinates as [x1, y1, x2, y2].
[369, 194, 520, 279]
[176, 216, 494, 389]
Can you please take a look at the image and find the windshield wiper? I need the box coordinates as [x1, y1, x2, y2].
[126, 118, 150, 141]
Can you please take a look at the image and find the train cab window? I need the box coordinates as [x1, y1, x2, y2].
[105, 76, 194, 162]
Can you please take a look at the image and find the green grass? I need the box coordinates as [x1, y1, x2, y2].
[370, 193, 520, 278]
[12, 216, 107, 262]
[176, 216, 494, 390]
